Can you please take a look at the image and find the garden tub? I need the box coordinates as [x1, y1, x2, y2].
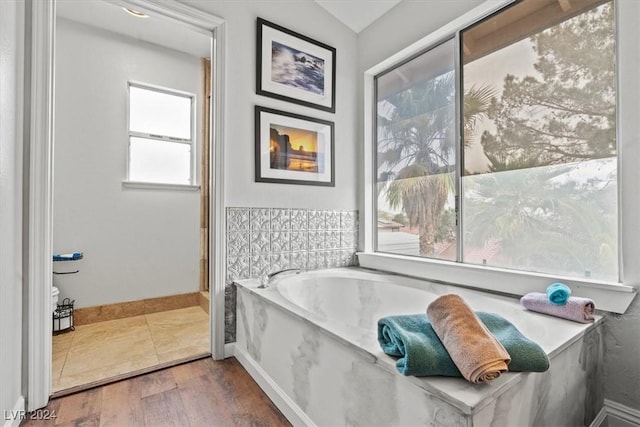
[234, 267, 603, 426]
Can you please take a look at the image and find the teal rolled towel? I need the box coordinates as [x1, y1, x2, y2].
[378, 312, 549, 377]
[546, 282, 571, 305]
[378, 314, 459, 377]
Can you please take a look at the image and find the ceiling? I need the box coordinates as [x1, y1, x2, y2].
[314, 0, 402, 33]
[56, 0, 403, 57]
[56, 0, 211, 58]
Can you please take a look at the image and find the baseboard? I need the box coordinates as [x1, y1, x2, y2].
[224, 342, 235, 358]
[74, 292, 201, 325]
[590, 399, 640, 427]
[589, 406, 608, 427]
[233, 346, 315, 427]
[199, 291, 210, 315]
[605, 399, 640, 425]
[2, 395, 25, 427]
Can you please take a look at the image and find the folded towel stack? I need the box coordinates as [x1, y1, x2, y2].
[546, 282, 571, 305]
[377, 310, 549, 379]
[427, 294, 511, 383]
[521, 292, 595, 323]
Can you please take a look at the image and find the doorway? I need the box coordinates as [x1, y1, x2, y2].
[25, 0, 226, 409]
[51, 1, 211, 394]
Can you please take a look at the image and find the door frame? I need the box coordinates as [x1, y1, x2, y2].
[25, 0, 226, 410]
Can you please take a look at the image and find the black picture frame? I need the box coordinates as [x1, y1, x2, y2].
[255, 106, 335, 186]
[256, 18, 336, 113]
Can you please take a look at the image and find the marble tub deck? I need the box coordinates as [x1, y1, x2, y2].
[234, 267, 604, 426]
[52, 306, 210, 393]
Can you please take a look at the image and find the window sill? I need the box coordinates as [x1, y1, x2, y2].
[122, 181, 200, 191]
[356, 252, 637, 314]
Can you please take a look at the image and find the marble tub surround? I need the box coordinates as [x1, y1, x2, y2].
[225, 207, 358, 281]
[225, 282, 237, 343]
[234, 268, 604, 426]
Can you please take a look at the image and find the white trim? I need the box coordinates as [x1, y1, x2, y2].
[362, 72, 374, 253]
[234, 346, 315, 427]
[605, 399, 640, 425]
[362, 0, 639, 314]
[26, 0, 55, 411]
[223, 342, 235, 359]
[106, 0, 224, 33]
[128, 79, 195, 99]
[27, 0, 226, 409]
[357, 252, 636, 313]
[2, 396, 25, 427]
[617, 0, 640, 291]
[589, 399, 640, 427]
[210, 21, 227, 360]
[121, 181, 201, 191]
[589, 407, 607, 427]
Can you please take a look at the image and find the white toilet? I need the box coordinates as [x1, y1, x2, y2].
[51, 286, 59, 314]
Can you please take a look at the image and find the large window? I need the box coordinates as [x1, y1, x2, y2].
[375, 0, 617, 281]
[127, 82, 195, 186]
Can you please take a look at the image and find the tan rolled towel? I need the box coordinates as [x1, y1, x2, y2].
[427, 294, 511, 384]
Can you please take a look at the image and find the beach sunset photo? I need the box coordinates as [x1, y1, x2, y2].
[255, 106, 334, 186]
[269, 124, 323, 173]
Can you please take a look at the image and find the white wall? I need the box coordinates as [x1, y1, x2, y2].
[0, 0, 24, 417]
[357, 0, 640, 414]
[54, 18, 202, 308]
[52, 0, 361, 308]
[358, 0, 485, 73]
[181, 0, 360, 210]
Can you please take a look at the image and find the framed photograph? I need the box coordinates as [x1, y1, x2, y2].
[255, 106, 334, 186]
[257, 18, 336, 113]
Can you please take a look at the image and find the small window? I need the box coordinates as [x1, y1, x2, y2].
[127, 83, 195, 185]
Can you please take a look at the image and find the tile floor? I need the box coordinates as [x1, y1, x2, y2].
[52, 306, 209, 393]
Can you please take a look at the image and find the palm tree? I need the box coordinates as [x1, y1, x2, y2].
[384, 165, 452, 255]
[377, 73, 495, 257]
[463, 84, 497, 149]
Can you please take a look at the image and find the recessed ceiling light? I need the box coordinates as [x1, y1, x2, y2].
[122, 7, 149, 18]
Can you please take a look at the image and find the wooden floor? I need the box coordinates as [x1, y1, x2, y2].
[21, 357, 291, 427]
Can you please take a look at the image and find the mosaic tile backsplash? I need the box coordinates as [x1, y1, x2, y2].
[224, 207, 359, 343]
[225, 207, 359, 281]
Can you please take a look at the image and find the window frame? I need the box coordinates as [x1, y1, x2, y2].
[372, 35, 460, 260]
[124, 81, 198, 189]
[361, 0, 637, 313]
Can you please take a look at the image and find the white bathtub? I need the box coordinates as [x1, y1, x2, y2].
[234, 267, 604, 426]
